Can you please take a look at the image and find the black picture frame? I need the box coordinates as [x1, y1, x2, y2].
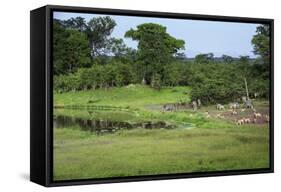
[30, 5, 274, 187]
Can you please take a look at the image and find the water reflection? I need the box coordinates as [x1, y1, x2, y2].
[54, 115, 176, 135]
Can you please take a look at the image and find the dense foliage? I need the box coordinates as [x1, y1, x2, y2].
[53, 17, 270, 104]
[125, 23, 185, 86]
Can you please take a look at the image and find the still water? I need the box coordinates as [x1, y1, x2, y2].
[54, 114, 177, 135]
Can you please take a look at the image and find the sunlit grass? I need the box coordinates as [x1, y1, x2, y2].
[54, 85, 190, 109]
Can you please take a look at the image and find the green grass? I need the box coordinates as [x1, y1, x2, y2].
[54, 84, 190, 109]
[54, 125, 269, 180]
[53, 84, 270, 181]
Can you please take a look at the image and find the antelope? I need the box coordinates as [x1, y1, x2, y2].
[236, 119, 244, 125]
[254, 112, 262, 118]
[265, 115, 270, 122]
[244, 118, 251, 123]
[216, 113, 225, 119]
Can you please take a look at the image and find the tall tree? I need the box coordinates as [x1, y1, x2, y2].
[125, 23, 185, 86]
[108, 38, 130, 57]
[53, 20, 91, 75]
[53, 20, 69, 75]
[60, 16, 118, 58]
[250, 24, 270, 97]
[252, 24, 270, 64]
[64, 29, 91, 73]
[251, 24, 270, 80]
[86, 16, 116, 57]
[63, 17, 87, 32]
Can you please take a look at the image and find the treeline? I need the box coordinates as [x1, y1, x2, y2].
[53, 16, 270, 104]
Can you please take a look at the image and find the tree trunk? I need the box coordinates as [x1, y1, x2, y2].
[244, 77, 249, 100]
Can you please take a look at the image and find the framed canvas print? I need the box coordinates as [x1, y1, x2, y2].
[30, 5, 274, 187]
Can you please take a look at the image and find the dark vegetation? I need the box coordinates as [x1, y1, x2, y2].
[53, 16, 270, 104]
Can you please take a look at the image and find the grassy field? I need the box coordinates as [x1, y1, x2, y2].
[53, 85, 270, 180]
[54, 84, 190, 109]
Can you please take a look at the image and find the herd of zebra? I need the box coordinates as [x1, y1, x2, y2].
[162, 97, 253, 112]
[162, 97, 269, 125]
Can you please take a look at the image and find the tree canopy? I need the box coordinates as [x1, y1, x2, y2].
[125, 23, 185, 86]
[252, 24, 270, 64]
[53, 21, 91, 75]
